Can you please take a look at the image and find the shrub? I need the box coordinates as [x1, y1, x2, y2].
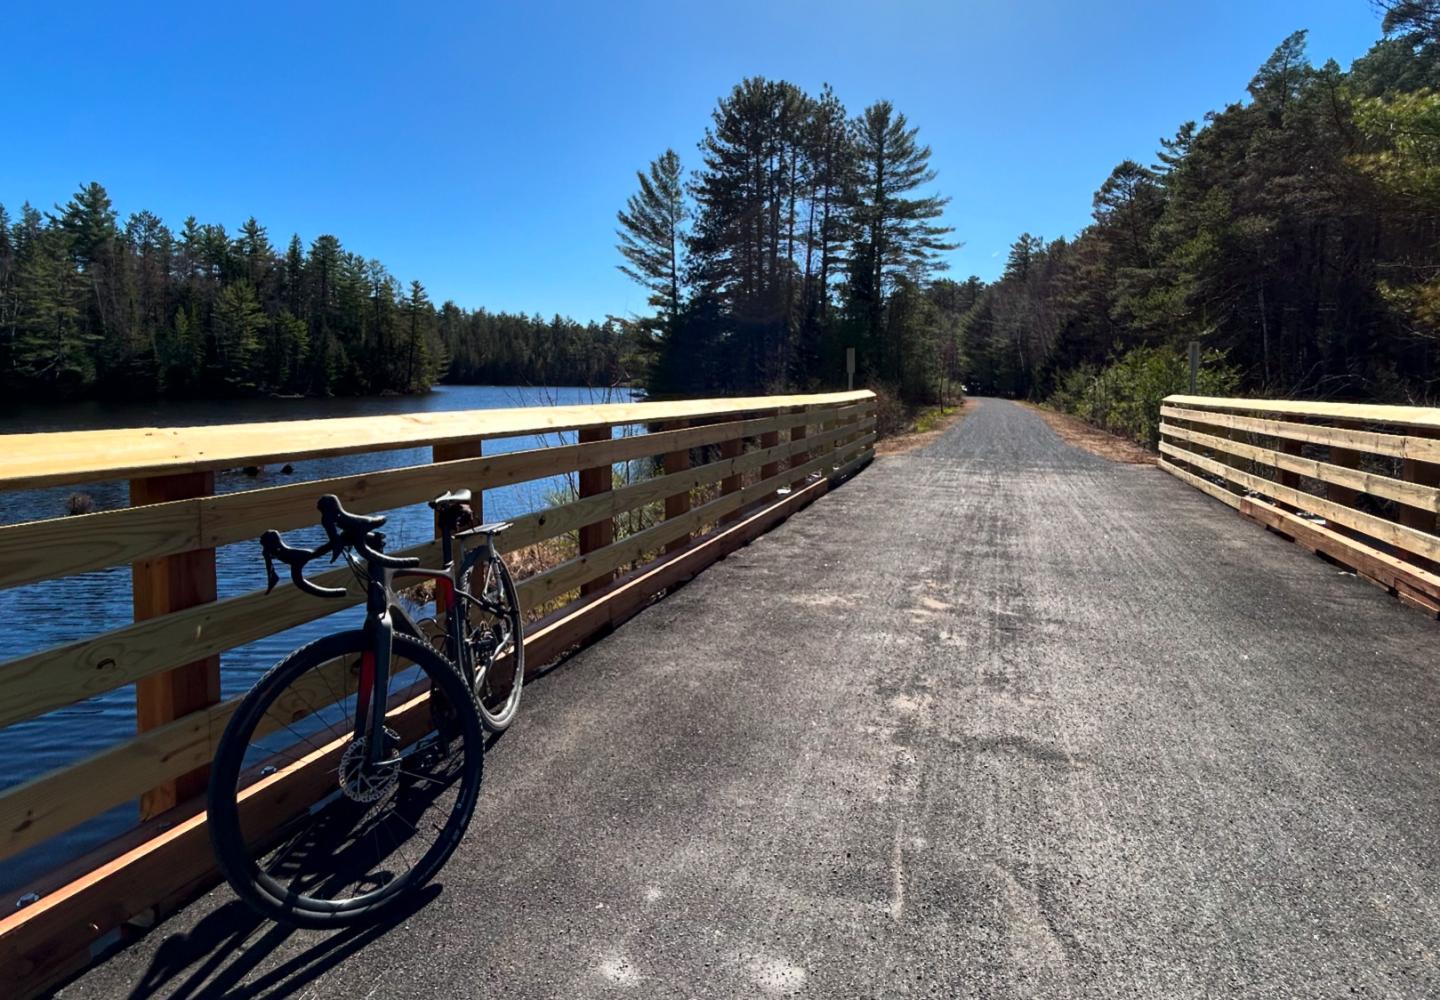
[1047, 345, 1240, 448]
[868, 383, 912, 439]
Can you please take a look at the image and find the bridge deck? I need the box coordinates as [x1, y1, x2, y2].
[61, 398, 1440, 998]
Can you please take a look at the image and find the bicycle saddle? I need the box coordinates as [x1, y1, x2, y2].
[429, 488, 472, 508]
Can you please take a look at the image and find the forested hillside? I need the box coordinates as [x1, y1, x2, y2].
[0, 185, 625, 401]
[963, 2, 1440, 443]
[615, 79, 964, 404]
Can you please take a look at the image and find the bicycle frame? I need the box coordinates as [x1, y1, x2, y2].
[357, 529, 507, 768]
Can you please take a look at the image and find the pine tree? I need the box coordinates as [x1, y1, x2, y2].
[849, 101, 956, 386]
[689, 77, 811, 388]
[616, 149, 687, 321]
[404, 280, 433, 391]
[795, 83, 854, 383]
[212, 282, 264, 386]
[235, 217, 273, 288]
[12, 227, 88, 387]
[55, 182, 118, 267]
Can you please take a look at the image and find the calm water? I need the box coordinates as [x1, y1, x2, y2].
[0, 384, 635, 896]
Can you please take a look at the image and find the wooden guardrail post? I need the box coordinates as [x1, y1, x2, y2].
[760, 409, 781, 483]
[130, 472, 219, 819]
[1327, 445, 1363, 540]
[718, 435, 743, 527]
[1326, 446, 1362, 506]
[663, 421, 691, 554]
[432, 439, 482, 614]
[1399, 452, 1440, 573]
[578, 426, 615, 596]
[789, 405, 809, 491]
[1276, 438, 1303, 490]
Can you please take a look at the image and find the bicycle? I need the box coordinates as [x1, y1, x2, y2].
[206, 490, 524, 927]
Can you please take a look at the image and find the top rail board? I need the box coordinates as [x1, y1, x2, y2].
[0, 390, 875, 491]
[1164, 394, 1440, 431]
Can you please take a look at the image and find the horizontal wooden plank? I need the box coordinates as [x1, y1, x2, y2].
[1157, 457, 1242, 509]
[0, 391, 875, 491]
[1238, 496, 1440, 604]
[1164, 394, 1440, 431]
[0, 406, 855, 592]
[1160, 422, 1440, 513]
[1161, 405, 1440, 464]
[1159, 441, 1440, 564]
[499, 418, 857, 554]
[0, 420, 868, 729]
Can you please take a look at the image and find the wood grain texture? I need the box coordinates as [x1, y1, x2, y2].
[1161, 405, 1440, 463]
[1164, 394, 1440, 430]
[1237, 496, 1440, 604]
[1160, 422, 1440, 513]
[129, 473, 219, 818]
[577, 425, 614, 597]
[1160, 441, 1440, 564]
[0, 434, 862, 863]
[0, 686, 436, 998]
[0, 421, 863, 730]
[717, 438, 743, 527]
[661, 421, 691, 555]
[789, 405, 810, 491]
[0, 408, 842, 592]
[0, 391, 875, 490]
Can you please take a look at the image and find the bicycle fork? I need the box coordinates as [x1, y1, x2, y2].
[356, 568, 396, 770]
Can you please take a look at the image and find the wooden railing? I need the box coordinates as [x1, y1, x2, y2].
[1158, 394, 1440, 614]
[0, 389, 877, 993]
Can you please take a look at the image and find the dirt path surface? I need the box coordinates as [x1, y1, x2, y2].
[60, 398, 1440, 999]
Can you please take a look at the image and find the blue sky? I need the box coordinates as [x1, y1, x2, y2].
[3, 1, 1387, 322]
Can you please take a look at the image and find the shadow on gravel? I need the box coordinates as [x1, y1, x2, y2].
[118, 885, 440, 999]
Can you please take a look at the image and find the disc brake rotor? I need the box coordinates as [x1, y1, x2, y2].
[338, 727, 401, 803]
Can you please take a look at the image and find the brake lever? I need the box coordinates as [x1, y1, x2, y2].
[261, 530, 284, 594]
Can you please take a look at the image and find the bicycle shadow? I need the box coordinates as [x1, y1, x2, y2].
[121, 884, 441, 1000]
[108, 714, 518, 998]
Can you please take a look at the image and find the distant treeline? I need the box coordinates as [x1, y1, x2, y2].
[0, 185, 627, 401]
[615, 78, 961, 405]
[963, 3, 1440, 435]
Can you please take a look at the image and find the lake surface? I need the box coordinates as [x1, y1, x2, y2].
[0, 384, 635, 896]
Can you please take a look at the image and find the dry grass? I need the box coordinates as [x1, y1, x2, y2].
[1019, 402, 1156, 465]
[874, 401, 972, 456]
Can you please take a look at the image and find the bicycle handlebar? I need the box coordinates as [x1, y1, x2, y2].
[316, 494, 420, 570]
[261, 530, 347, 599]
[260, 494, 420, 599]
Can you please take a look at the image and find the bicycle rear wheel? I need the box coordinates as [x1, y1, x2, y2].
[207, 630, 484, 928]
[463, 554, 525, 732]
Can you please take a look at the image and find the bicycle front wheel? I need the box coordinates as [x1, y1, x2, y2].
[207, 630, 484, 928]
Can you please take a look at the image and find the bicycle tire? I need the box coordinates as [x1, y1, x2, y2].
[463, 555, 526, 732]
[207, 630, 484, 928]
